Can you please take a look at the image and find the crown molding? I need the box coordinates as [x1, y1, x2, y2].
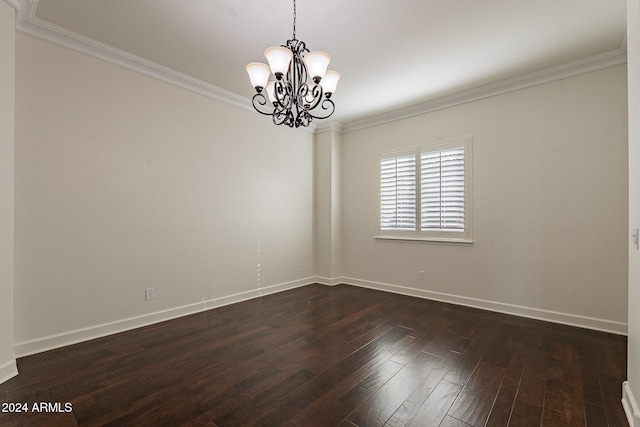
[314, 120, 344, 135]
[3, 0, 20, 10]
[13, 0, 253, 113]
[342, 48, 627, 133]
[11, 0, 628, 135]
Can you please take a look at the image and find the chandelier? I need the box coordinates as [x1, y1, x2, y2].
[245, 0, 340, 128]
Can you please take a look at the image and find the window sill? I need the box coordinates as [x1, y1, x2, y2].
[374, 235, 474, 245]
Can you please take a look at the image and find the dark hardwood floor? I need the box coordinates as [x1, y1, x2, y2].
[0, 284, 628, 426]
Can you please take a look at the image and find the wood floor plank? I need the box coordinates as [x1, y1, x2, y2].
[249, 366, 346, 425]
[0, 284, 628, 427]
[445, 322, 500, 386]
[514, 349, 549, 407]
[484, 351, 527, 427]
[438, 415, 474, 427]
[447, 360, 506, 426]
[381, 352, 447, 427]
[304, 385, 373, 427]
[541, 401, 585, 427]
[289, 349, 397, 426]
[348, 350, 442, 426]
[404, 379, 461, 427]
[507, 398, 543, 427]
[584, 401, 608, 427]
[334, 325, 411, 375]
[599, 374, 630, 427]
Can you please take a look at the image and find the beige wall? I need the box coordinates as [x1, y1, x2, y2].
[13, 34, 315, 355]
[0, 0, 17, 383]
[314, 128, 342, 284]
[341, 65, 628, 333]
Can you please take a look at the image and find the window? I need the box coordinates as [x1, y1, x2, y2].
[377, 137, 472, 243]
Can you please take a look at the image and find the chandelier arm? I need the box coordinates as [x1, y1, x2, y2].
[306, 98, 336, 120]
[251, 93, 276, 116]
[274, 79, 293, 111]
[296, 110, 312, 128]
[299, 83, 324, 112]
[272, 108, 290, 126]
[272, 98, 296, 127]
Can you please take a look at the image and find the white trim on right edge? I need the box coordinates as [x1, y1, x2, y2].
[624, 382, 640, 427]
[0, 358, 18, 385]
[340, 277, 628, 335]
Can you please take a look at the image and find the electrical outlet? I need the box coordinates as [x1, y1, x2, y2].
[145, 288, 155, 301]
[294, 263, 299, 272]
[418, 271, 425, 280]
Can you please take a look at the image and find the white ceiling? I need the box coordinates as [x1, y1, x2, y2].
[13, 0, 628, 128]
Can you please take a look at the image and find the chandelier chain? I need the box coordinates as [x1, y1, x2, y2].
[292, 0, 296, 39]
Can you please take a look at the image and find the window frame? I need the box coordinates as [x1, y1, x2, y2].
[376, 136, 473, 244]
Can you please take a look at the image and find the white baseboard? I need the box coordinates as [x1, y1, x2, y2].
[12, 275, 628, 358]
[314, 276, 343, 286]
[0, 358, 18, 385]
[340, 277, 628, 335]
[624, 381, 640, 427]
[13, 278, 315, 358]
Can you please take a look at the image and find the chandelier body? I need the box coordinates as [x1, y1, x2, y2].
[245, 1, 340, 128]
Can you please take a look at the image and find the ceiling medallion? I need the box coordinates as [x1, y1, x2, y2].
[245, 0, 340, 128]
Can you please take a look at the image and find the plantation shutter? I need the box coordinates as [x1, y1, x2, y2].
[421, 147, 465, 231]
[380, 154, 416, 231]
